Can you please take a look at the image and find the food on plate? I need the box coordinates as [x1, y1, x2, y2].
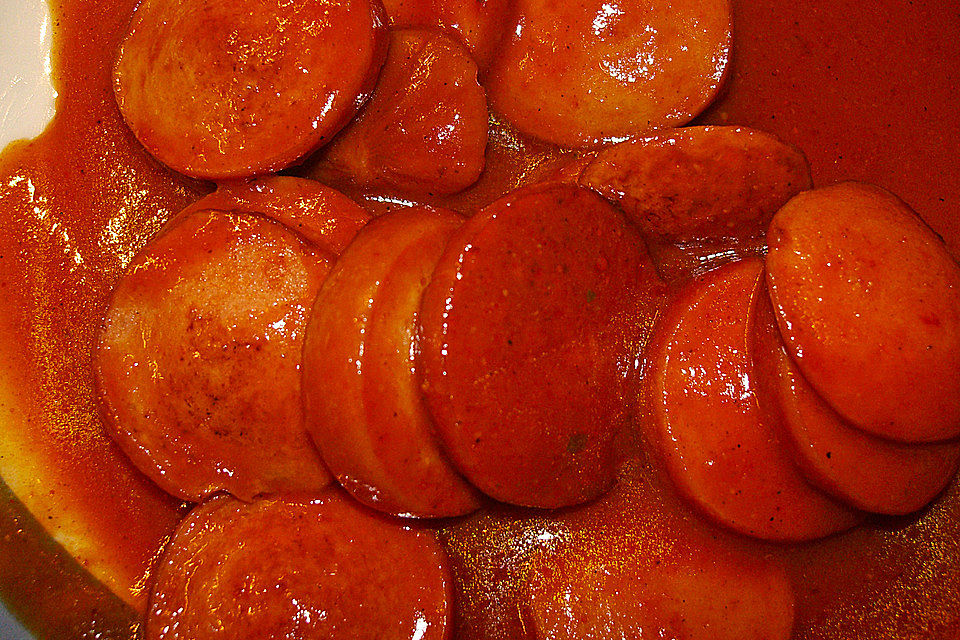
[303, 206, 482, 518]
[753, 293, 960, 515]
[485, 0, 732, 147]
[0, 0, 959, 637]
[579, 126, 813, 242]
[95, 177, 369, 502]
[419, 183, 664, 508]
[316, 28, 488, 197]
[113, 0, 389, 179]
[647, 258, 860, 541]
[145, 493, 451, 640]
[766, 182, 960, 442]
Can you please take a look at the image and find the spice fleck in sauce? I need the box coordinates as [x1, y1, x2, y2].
[0, 0, 957, 638]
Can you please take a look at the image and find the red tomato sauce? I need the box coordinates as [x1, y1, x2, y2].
[0, 0, 956, 638]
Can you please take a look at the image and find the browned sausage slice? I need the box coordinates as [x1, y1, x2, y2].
[647, 258, 860, 541]
[96, 182, 368, 502]
[317, 28, 488, 197]
[145, 494, 451, 639]
[486, 0, 731, 147]
[419, 183, 665, 508]
[580, 126, 812, 242]
[753, 293, 960, 515]
[114, 0, 389, 179]
[766, 182, 960, 442]
[303, 207, 482, 518]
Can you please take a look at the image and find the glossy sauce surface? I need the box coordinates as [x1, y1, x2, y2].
[0, 0, 957, 638]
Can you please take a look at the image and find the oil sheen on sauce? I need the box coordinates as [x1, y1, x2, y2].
[0, 0, 957, 639]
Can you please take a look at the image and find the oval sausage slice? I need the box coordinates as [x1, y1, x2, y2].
[766, 182, 960, 442]
[114, 0, 388, 179]
[580, 126, 812, 242]
[524, 533, 794, 640]
[486, 0, 731, 147]
[419, 183, 665, 508]
[647, 258, 860, 541]
[145, 494, 451, 640]
[184, 177, 371, 255]
[96, 186, 367, 502]
[317, 28, 488, 197]
[303, 206, 482, 518]
[753, 293, 960, 515]
[380, 0, 513, 67]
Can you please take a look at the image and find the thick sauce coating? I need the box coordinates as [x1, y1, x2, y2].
[419, 183, 664, 508]
[525, 533, 794, 640]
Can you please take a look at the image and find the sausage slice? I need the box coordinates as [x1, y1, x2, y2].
[317, 28, 488, 197]
[486, 0, 731, 147]
[766, 182, 960, 442]
[647, 258, 860, 541]
[182, 176, 371, 255]
[114, 0, 388, 179]
[419, 183, 665, 508]
[753, 293, 960, 515]
[146, 494, 451, 639]
[96, 180, 368, 501]
[580, 126, 812, 242]
[303, 207, 482, 518]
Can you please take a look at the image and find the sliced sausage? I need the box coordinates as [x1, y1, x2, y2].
[419, 183, 665, 508]
[317, 28, 488, 197]
[647, 258, 860, 541]
[380, 0, 514, 67]
[753, 293, 960, 515]
[580, 126, 812, 242]
[96, 184, 368, 502]
[485, 0, 731, 147]
[114, 0, 389, 179]
[145, 494, 451, 640]
[303, 206, 482, 518]
[766, 182, 960, 442]
[185, 177, 371, 255]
